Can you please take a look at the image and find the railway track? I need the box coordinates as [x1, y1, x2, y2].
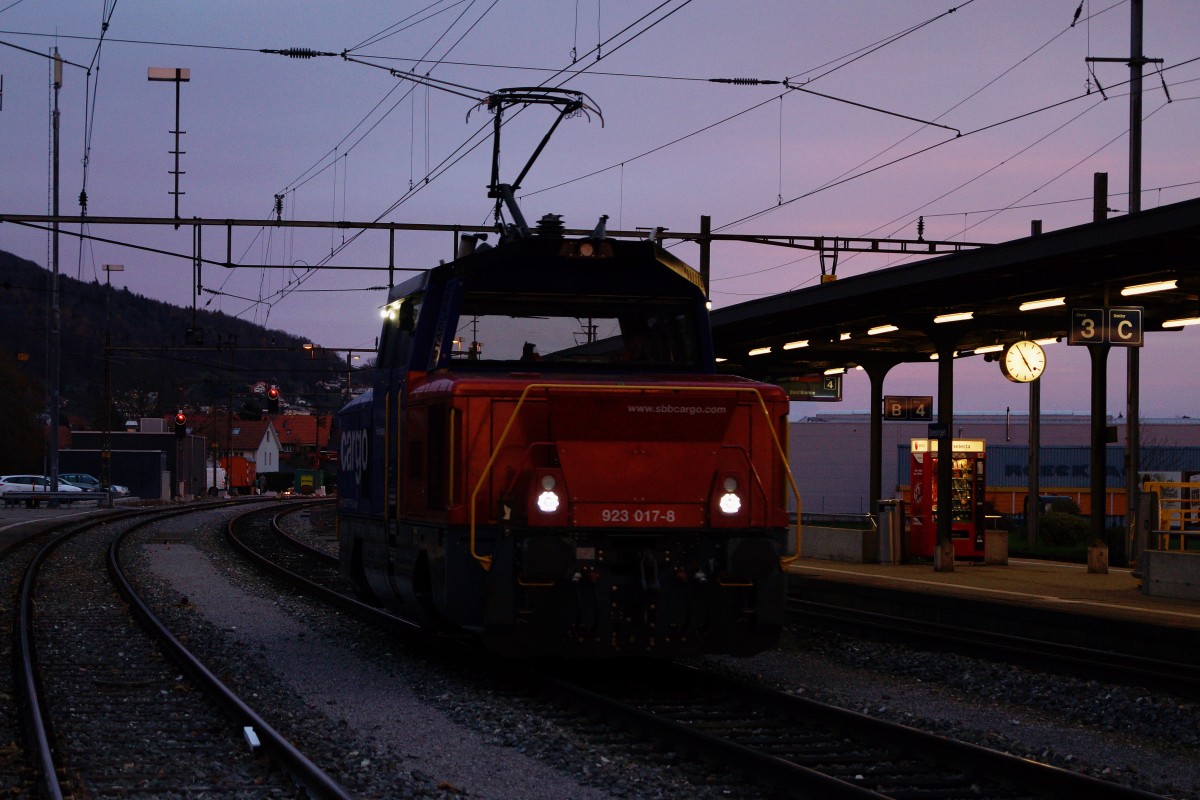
[786, 596, 1200, 697]
[223, 500, 420, 633]
[6, 501, 352, 799]
[531, 660, 1170, 800]
[226, 505, 1179, 800]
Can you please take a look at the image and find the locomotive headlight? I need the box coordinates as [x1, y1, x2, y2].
[534, 472, 564, 515]
[719, 476, 741, 514]
[537, 490, 561, 513]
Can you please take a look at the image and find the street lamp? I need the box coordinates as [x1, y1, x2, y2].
[346, 351, 360, 398]
[102, 264, 124, 497]
[147, 67, 191, 224]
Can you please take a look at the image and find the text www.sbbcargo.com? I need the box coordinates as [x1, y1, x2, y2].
[627, 404, 728, 415]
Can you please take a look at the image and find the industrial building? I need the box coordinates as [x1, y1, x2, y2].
[791, 412, 1200, 518]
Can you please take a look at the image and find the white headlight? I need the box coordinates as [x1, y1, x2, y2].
[537, 490, 560, 513]
[719, 492, 741, 514]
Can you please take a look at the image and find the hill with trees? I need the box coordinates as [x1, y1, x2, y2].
[0, 249, 362, 467]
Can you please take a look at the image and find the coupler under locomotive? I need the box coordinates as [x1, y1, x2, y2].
[481, 530, 787, 658]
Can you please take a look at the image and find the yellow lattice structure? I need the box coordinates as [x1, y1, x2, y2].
[1143, 481, 1200, 550]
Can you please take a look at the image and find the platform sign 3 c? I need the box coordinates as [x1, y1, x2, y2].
[1069, 306, 1143, 347]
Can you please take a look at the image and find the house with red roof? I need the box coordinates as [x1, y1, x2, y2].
[268, 413, 333, 468]
[175, 415, 282, 474]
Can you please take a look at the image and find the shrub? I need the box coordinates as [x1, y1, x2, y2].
[1038, 510, 1091, 547]
[1045, 497, 1081, 515]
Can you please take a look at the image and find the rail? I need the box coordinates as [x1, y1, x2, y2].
[468, 382, 801, 571]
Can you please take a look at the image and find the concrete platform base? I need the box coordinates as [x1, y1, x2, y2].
[800, 526, 877, 563]
[934, 540, 955, 572]
[984, 530, 1008, 566]
[1141, 549, 1200, 600]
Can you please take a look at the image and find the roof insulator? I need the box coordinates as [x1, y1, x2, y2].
[536, 214, 565, 238]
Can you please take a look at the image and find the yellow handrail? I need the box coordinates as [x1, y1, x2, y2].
[1143, 481, 1200, 550]
[467, 382, 801, 572]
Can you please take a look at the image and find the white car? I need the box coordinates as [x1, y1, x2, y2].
[0, 474, 85, 498]
[59, 472, 131, 496]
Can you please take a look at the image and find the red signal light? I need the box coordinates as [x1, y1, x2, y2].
[175, 411, 187, 426]
[267, 387, 279, 400]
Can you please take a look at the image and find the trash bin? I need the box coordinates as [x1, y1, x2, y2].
[877, 499, 902, 565]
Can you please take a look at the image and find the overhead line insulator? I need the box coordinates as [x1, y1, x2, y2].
[709, 77, 782, 86]
[261, 48, 338, 59]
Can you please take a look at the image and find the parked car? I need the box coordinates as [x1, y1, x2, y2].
[59, 472, 131, 497]
[0, 474, 85, 501]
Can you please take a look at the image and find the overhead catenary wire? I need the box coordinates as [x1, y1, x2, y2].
[9, 3, 1196, 321]
[715, 52, 1200, 237]
[255, 0, 701, 316]
[711, 65, 1194, 293]
[233, 1, 502, 322]
[73, 0, 119, 285]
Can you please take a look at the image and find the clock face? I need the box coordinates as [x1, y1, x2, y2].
[1001, 340, 1046, 383]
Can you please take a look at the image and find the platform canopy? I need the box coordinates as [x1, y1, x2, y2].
[711, 196, 1200, 376]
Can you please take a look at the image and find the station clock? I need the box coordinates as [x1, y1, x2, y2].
[1000, 339, 1046, 383]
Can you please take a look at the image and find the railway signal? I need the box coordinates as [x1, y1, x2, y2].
[267, 386, 280, 414]
[174, 410, 187, 439]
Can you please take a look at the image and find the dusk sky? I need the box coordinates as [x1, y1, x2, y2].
[2, 1, 1198, 418]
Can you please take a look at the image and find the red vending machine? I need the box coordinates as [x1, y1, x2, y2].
[907, 438, 987, 559]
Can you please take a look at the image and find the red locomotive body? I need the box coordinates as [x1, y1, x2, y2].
[337, 220, 797, 657]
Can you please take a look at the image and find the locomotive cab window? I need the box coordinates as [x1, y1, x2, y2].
[439, 293, 702, 371]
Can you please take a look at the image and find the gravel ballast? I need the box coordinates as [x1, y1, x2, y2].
[130, 507, 1199, 799]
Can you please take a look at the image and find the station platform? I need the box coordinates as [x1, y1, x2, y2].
[789, 557, 1200, 632]
[787, 556, 1200, 663]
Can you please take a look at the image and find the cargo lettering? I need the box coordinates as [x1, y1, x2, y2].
[341, 428, 370, 485]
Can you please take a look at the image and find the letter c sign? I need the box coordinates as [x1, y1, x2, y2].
[1108, 307, 1143, 347]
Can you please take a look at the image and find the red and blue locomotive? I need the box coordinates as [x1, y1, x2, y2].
[336, 88, 797, 658]
[336, 215, 798, 658]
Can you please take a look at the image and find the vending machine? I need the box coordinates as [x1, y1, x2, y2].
[907, 438, 987, 559]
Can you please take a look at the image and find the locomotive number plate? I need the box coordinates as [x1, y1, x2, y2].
[574, 503, 701, 527]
